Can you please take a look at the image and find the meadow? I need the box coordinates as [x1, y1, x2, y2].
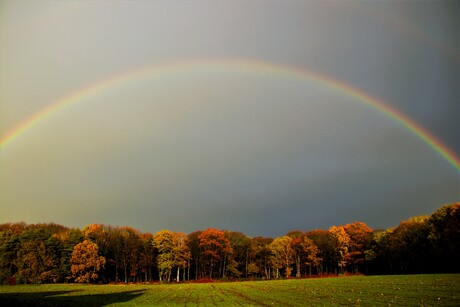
[1, 274, 459, 306]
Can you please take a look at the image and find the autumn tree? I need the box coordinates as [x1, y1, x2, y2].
[0, 228, 21, 284]
[83, 224, 111, 256]
[287, 231, 319, 277]
[83, 224, 113, 281]
[268, 236, 293, 278]
[427, 202, 460, 272]
[306, 229, 337, 275]
[139, 233, 155, 282]
[251, 237, 273, 278]
[70, 240, 106, 283]
[342, 222, 373, 273]
[328, 225, 350, 274]
[166, 231, 191, 282]
[15, 225, 64, 283]
[365, 229, 393, 274]
[1, 202, 459, 283]
[153, 230, 191, 282]
[198, 228, 232, 279]
[117, 227, 143, 283]
[52, 228, 84, 281]
[225, 231, 251, 278]
[388, 216, 430, 273]
[187, 230, 203, 280]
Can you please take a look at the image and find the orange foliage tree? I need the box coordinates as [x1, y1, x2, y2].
[342, 222, 373, 273]
[70, 240, 106, 283]
[199, 228, 232, 279]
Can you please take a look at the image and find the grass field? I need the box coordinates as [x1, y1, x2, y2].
[1, 274, 459, 306]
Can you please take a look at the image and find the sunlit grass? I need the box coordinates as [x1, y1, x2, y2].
[1, 274, 459, 306]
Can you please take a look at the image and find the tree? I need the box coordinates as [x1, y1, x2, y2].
[0, 228, 21, 284]
[70, 240, 106, 283]
[139, 233, 155, 282]
[171, 232, 191, 282]
[328, 226, 350, 274]
[117, 227, 143, 283]
[388, 216, 430, 273]
[15, 226, 63, 284]
[427, 202, 460, 272]
[299, 236, 320, 276]
[153, 230, 191, 282]
[251, 237, 273, 279]
[83, 224, 113, 281]
[287, 231, 303, 277]
[225, 231, 251, 278]
[52, 228, 84, 282]
[198, 228, 232, 279]
[366, 229, 393, 274]
[306, 229, 335, 275]
[268, 236, 293, 278]
[342, 222, 373, 273]
[187, 231, 203, 280]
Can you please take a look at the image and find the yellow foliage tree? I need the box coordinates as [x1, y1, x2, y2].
[268, 236, 293, 278]
[328, 225, 350, 274]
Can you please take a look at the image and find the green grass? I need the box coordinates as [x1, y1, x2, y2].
[1, 274, 459, 306]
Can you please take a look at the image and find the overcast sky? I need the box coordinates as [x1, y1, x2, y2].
[0, 1, 458, 237]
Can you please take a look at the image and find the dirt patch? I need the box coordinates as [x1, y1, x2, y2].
[218, 287, 273, 307]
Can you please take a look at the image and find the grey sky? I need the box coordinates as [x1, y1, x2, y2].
[0, 0, 458, 237]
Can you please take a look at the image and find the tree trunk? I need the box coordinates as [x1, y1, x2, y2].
[221, 258, 225, 278]
[176, 267, 180, 282]
[222, 256, 226, 278]
[124, 262, 128, 283]
[296, 255, 301, 277]
[245, 250, 249, 278]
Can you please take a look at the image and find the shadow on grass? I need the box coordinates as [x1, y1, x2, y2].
[0, 289, 146, 306]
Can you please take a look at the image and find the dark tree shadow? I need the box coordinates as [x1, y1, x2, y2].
[0, 289, 146, 306]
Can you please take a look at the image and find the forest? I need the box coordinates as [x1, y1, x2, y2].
[0, 202, 458, 284]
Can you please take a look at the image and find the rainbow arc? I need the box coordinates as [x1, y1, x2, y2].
[1, 59, 458, 172]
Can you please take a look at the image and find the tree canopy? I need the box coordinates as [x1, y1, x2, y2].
[0, 202, 458, 284]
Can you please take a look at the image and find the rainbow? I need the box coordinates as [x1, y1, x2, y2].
[1, 58, 459, 172]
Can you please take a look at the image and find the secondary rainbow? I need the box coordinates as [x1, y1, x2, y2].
[1, 58, 459, 172]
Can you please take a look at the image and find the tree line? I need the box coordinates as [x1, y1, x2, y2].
[0, 202, 458, 284]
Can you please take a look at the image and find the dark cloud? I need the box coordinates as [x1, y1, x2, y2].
[1, 1, 458, 236]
